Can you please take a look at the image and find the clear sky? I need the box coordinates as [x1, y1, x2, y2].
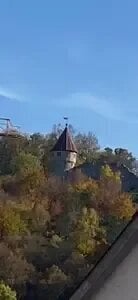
[0, 0, 138, 156]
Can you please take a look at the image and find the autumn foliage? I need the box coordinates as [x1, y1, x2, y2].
[0, 129, 136, 299]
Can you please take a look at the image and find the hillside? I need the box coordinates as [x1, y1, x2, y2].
[0, 126, 136, 299]
[68, 161, 138, 193]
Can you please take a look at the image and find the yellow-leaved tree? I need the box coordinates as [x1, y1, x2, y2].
[0, 204, 26, 239]
[111, 193, 135, 220]
[97, 165, 135, 220]
[72, 207, 106, 256]
[0, 282, 17, 300]
[73, 178, 98, 208]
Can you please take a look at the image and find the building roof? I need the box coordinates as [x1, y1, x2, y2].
[51, 126, 77, 153]
[70, 210, 138, 300]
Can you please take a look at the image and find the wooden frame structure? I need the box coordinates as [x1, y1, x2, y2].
[0, 117, 21, 138]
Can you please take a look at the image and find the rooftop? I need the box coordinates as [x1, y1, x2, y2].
[51, 126, 77, 153]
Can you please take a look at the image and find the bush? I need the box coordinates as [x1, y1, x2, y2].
[46, 265, 68, 284]
[0, 282, 16, 300]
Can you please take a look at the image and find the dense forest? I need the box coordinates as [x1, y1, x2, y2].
[0, 124, 136, 300]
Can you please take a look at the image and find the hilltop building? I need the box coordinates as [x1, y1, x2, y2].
[50, 124, 77, 176]
[51, 126, 138, 192]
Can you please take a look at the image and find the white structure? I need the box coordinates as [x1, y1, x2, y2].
[94, 243, 138, 300]
[71, 211, 138, 300]
[51, 124, 77, 176]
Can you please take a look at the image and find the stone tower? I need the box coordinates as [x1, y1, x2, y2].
[51, 124, 77, 176]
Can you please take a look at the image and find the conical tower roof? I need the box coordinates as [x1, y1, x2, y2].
[51, 126, 77, 153]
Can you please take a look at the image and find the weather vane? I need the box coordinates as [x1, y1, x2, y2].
[64, 117, 68, 127]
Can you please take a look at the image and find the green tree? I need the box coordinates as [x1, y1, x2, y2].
[0, 136, 29, 175]
[104, 147, 113, 154]
[0, 206, 26, 239]
[29, 133, 45, 159]
[72, 207, 106, 256]
[114, 148, 135, 169]
[12, 152, 42, 177]
[12, 152, 45, 197]
[98, 148, 115, 164]
[0, 282, 16, 300]
[96, 147, 136, 170]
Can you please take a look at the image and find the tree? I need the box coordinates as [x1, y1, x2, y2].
[100, 164, 120, 182]
[97, 165, 121, 215]
[0, 282, 16, 300]
[104, 147, 113, 154]
[0, 124, 137, 300]
[111, 193, 135, 220]
[0, 243, 34, 293]
[29, 133, 45, 159]
[0, 205, 26, 239]
[12, 152, 45, 197]
[28, 203, 51, 234]
[114, 148, 135, 169]
[103, 216, 127, 244]
[12, 152, 42, 178]
[0, 136, 29, 176]
[95, 147, 136, 170]
[72, 207, 106, 256]
[73, 178, 98, 208]
[97, 165, 135, 220]
[74, 132, 99, 163]
[46, 265, 68, 284]
[99, 148, 115, 164]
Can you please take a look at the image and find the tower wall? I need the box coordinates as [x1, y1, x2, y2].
[51, 151, 77, 176]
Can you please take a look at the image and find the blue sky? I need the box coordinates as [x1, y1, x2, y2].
[0, 1, 138, 156]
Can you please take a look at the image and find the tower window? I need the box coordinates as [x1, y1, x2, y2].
[57, 151, 61, 157]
